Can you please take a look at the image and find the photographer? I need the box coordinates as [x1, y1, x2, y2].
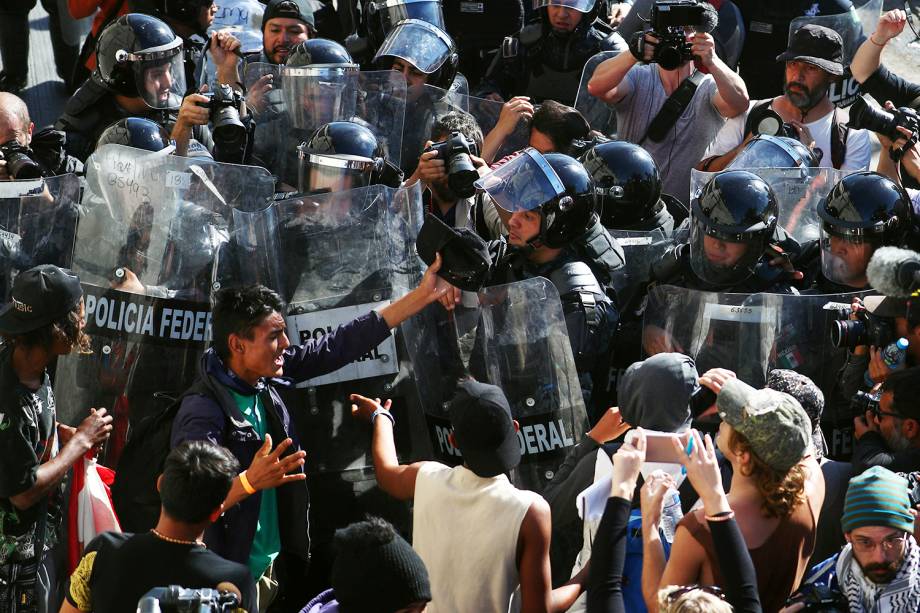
[587, 0, 749, 203]
[404, 112, 486, 230]
[56, 14, 251, 164]
[0, 93, 82, 180]
[62, 441, 257, 613]
[851, 9, 920, 191]
[698, 24, 871, 173]
[852, 367, 920, 474]
[786, 467, 920, 612]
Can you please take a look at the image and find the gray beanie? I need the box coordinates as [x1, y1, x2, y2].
[617, 352, 696, 432]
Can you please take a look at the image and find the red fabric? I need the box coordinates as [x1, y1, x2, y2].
[68, 0, 129, 71]
[67, 456, 120, 573]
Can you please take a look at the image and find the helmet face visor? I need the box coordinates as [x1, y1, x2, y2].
[533, 0, 596, 12]
[370, 0, 445, 40]
[297, 150, 375, 194]
[819, 224, 876, 287]
[126, 38, 186, 110]
[373, 20, 452, 74]
[281, 66, 359, 130]
[688, 214, 763, 287]
[474, 148, 566, 213]
[731, 136, 817, 170]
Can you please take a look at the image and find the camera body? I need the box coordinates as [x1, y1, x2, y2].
[830, 308, 896, 350]
[749, 107, 798, 139]
[848, 95, 919, 160]
[0, 140, 43, 180]
[850, 390, 881, 418]
[648, 0, 705, 70]
[197, 84, 246, 146]
[138, 586, 240, 613]
[786, 582, 847, 612]
[425, 131, 479, 198]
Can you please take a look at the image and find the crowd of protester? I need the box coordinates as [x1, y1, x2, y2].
[2, 0, 920, 611]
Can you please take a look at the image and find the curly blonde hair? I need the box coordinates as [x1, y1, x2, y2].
[728, 428, 806, 518]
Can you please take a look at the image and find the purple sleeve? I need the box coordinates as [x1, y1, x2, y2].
[281, 310, 392, 383]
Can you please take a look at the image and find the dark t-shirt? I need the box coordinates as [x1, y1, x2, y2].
[735, 0, 853, 99]
[66, 531, 257, 612]
[0, 348, 61, 564]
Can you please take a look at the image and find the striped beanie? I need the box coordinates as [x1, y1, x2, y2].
[841, 466, 915, 534]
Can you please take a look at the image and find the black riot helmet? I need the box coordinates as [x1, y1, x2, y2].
[372, 19, 459, 89]
[580, 141, 662, 229]
[475, 149, 596, 249]
[535, 0, 599, 35]
[689, 170, 778, 286]
[366, 0, 445, 51]
[286, 38, 355, 67]
[297, 121, 403, 193]
[96, 117, 172, 152]
[94, 13, 186, 109]
[153, 0, 214, 30]
[818, 171, 911, 286]
[729, 135, 820, 169]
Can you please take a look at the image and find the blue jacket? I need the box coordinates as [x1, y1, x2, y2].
[170, 310, 392, 567]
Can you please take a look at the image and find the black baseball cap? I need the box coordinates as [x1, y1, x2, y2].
[0, 265, 83, 335]
[448, 380, 521, 477]
[776, 24, 844, 76]
[416, 213, 492, 292]
[262, 0, 316, 31]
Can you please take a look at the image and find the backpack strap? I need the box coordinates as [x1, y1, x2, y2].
[642, 70, 706, 144]
[830, 107, 850, 170]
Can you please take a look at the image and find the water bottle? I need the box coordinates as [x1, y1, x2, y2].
[659, 489, 684, 543]
[866, 337, 909, 386]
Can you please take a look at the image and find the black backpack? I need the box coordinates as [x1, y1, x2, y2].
[110, 385, 206, 532]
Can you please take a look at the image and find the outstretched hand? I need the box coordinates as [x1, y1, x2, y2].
[245, 434, 307, 491]
[350, 393, 392, 422]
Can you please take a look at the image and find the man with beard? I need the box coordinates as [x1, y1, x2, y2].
[242, 0, 314, 69]
[406, 112, 485, 229]
[788, 466, 920, 612]
[852, 367, 920, 474]
[699, 24, 871, 172]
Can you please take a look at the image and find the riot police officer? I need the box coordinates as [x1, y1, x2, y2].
[804, 171, 912, 293]
[296, 121, 403, 193]
[56, 14, 244, 163]
[373, 18, 460, 91]
[476, 0, 626, 106]
[580, 140, 675, 233]
[649, 170, 794, 293]
[95, 117, 175, 153]
[459, 149, 619, 416]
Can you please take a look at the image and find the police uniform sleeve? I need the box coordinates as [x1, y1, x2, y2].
[0, 411, 43, 499]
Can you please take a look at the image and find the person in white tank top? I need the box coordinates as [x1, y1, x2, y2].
[351, 379, 589, 613]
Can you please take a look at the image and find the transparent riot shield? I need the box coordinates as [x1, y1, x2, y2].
[0, 174, 80, 303]
[642, 284, 868, 389]
[403, 277, 589, 493]
[790, 0, 882, 108]
[690, 167, 848, 246]
[54, 145, 274, 469]
[402, 83, 530, 175]
[215, 181, 427, 475]
[247, 66, 407, 188]
[575, 51, 617, 137]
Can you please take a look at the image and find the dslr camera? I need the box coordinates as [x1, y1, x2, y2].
[197, 83, 246, 147]
[850, 390, 881, 418]
[0, 140, 43, 179]
[748, 106, 798, 139]
[785, 582, 847, 612]
[425, 131, 479, 199]
[138, 585, 240, 613]
[648, 0, 706, 70]
[830, 306, 896, 350]
[848, 95, 919, 161]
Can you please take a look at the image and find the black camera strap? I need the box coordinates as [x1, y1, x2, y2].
[641, 70, 706, 144]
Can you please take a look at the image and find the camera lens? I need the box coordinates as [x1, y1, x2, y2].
[447, 153, 478, 199]
[8, 152, 42, 179]
[848, 96, 900, 140]
[755, 115, 782, 136]
[831, 319, 867, 350]
[212, 106, 246, 147]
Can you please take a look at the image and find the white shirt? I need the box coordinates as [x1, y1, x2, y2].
[704, 100, 872, 171]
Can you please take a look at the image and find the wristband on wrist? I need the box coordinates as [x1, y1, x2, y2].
[869, 35, 887, 47]
[705, 510, 735, 522]
[239, 471, 257, 495]
[372, 408, 396, 427]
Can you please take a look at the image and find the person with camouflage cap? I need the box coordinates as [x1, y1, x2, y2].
[645, 378, 825, 612]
